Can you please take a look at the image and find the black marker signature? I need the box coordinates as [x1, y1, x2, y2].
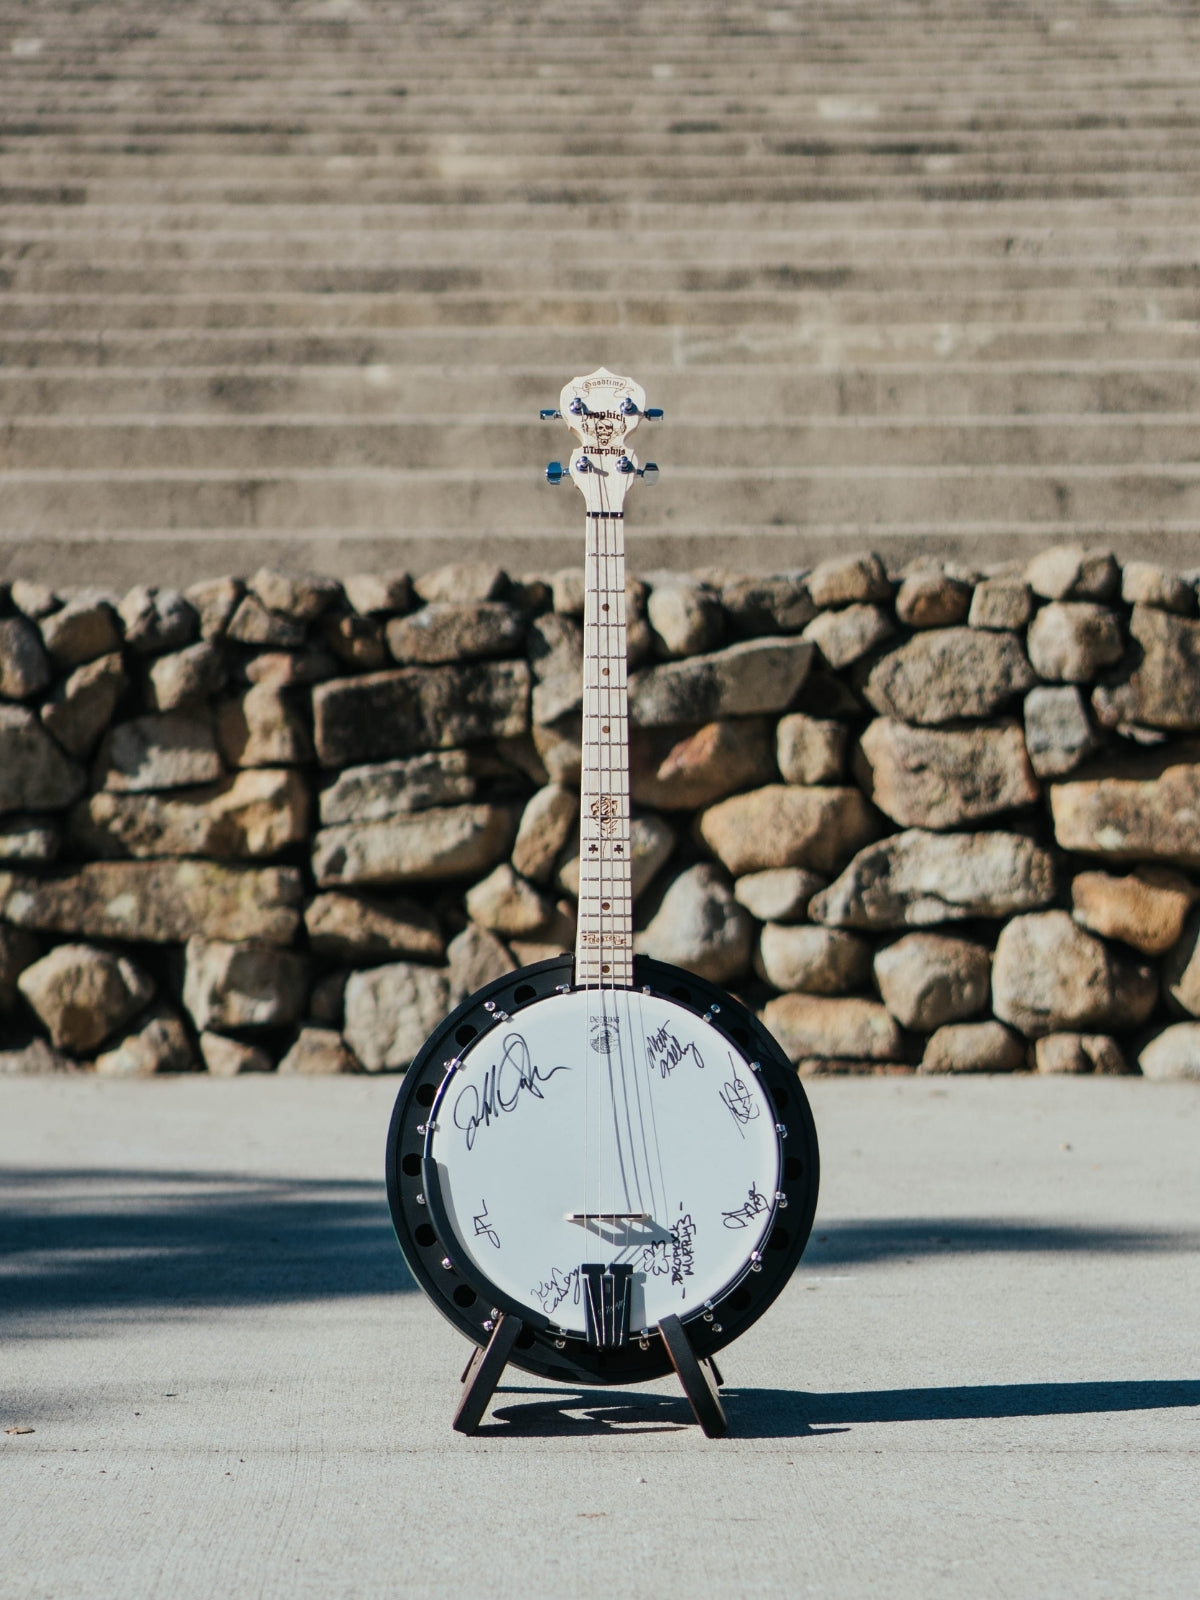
[532, 1265, 580, 1317]
[722, 1182, 769, 1230]
[646, 1023, 705, 1080]
[671, 1211, 697, 1293]
[472, 1200, 500, 1250]
[638, 1213, 696, 1297]
[452, 1033, 571, 1151]
[719, 1057, 760, 1136]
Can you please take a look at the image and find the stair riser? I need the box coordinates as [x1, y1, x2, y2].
[3, 525, 1199, 593]
[4, 467, 1199, 533]
[5, 294, 1199, 337]
[4, 419, 1197, 472]
[4, 365, 1200, 418]
[9, 262, 1200, 295]
[6, 144, 1200, 176]
[8, 200, 1200, 229]
[10, 225, 1200, 266]
[8, 176, 1198, 205]
[4, 327, 1196, 366]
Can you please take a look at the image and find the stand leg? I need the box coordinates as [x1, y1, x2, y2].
[707, 1356, 725, 1390]
[659, 1315, 728, 1438]
[453, 1313, 522, 1435]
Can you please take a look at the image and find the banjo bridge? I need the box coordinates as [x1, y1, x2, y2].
[581, 1262, 634, 1349]
[566, 1211, 650, 1223]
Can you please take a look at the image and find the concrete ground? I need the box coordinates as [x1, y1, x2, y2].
[1, 1075, 1197, 1600]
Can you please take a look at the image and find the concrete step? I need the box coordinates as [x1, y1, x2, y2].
[5, 363, 1200, 420]
[8, 96, 1200, 128]
[10, 225, 1200, 267]
[9, 259, 1200, 296]
[4, 463, 1199, 535]
[8, 74, 1197, 98]
[3, 522, 1198, 596]
[5, 62, 1198, 88]
[8, 198, 1200, 231]
[4, 324, 1196, 368]
[6, 106, 1199, 135]
[4, 415, 1197, 472]
[6, 291, 1198, 336]
[9, 175, 1198, 205]
[5, 55, 1197, 80]
[2, 120, 1200, 148]
[7, 140, 1200, 174]
[3, 0, 1199, 581]
[8, 45, 1189, 64]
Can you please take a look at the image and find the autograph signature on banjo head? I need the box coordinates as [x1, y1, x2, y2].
[386, 369, 820, 1436]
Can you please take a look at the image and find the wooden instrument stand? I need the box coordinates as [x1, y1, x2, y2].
[453, 1313, 728, 1437]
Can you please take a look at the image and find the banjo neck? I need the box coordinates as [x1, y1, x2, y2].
[544, 366, 660, 988]
[576, 507, 633, 985]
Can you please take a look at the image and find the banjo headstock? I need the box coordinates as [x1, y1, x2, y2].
[542, 366, 661, 515]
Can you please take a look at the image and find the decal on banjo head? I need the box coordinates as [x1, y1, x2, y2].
[385, 371, 819, 1437]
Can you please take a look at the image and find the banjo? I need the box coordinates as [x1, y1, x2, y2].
[385, 369, 820, 1435]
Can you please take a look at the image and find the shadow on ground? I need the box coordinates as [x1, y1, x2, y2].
[484, 1380, 1200, 1438]
[802, 1217, 1200, 1266]
[0, 1168, 415, 1322]
[1, 1167, 1196, 1324]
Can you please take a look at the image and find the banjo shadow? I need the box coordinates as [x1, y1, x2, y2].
[482, 1378, 1200, 1438]
[484, 1386, 699, 1435]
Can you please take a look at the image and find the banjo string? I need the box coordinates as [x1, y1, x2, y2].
[585, 479, 595, 1289]
[601, 485, 647, 1266]
[596, 483, 619, 1262]
[619, 508, 651, 1249]
[582, 442, 663, 1312]
[601, 486, 620, 1260]
[603, 498, 627, 1263]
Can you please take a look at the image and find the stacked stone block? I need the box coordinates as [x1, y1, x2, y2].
[2, 546, 1200, 1080]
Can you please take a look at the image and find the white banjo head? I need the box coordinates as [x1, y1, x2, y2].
[427, 988, 780, 1335]
[389, 954, 820, 1385]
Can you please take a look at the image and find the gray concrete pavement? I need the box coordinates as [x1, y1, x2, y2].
[2, 1075, 1197, 1600]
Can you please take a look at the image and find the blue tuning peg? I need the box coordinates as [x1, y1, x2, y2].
[539, 408, 561, 421]
[568, 397, 589, 416]
[619, 397, 639, 415]
[545, 461, 565, 484]
[638, 462, 659, 484]
[644, 407, 664, 421]
[616, 455, 636, 474]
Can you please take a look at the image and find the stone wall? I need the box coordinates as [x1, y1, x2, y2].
[2, 546, 1199, 1081]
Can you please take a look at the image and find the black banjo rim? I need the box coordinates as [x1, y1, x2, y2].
[385, 953, 820, 1387]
